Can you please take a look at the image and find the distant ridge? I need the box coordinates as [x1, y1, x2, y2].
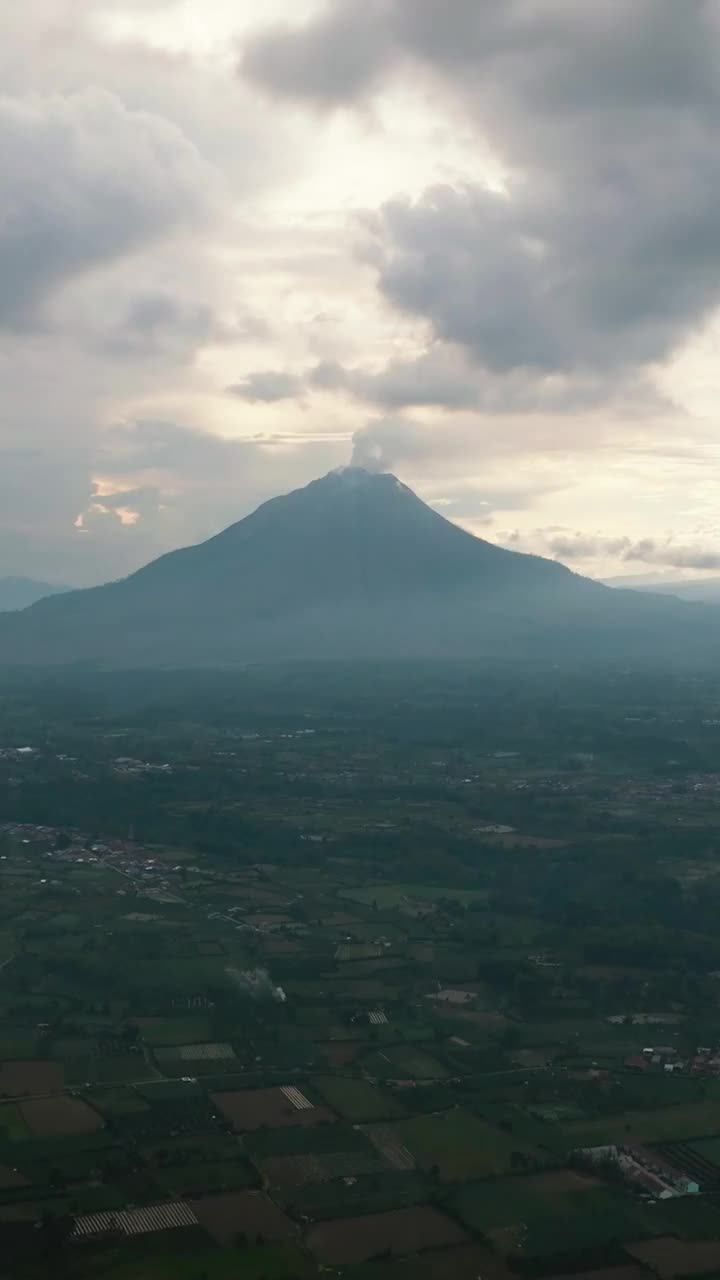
[0, 468, 716, 666]
[604, 574, 720, 604]
[0, 576, 72, 612]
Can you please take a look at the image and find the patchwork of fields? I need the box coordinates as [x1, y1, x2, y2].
[5, 664, 720, 1279]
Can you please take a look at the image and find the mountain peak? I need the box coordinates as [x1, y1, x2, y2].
[322, 465, 406, 490]
[329, 465, 380, 481]
[2, 464, 707, 668]
[298, 466, 415, 506]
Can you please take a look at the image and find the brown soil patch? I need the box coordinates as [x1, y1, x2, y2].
[416, 1244, 517, 1280]
[243, 914, 292, 929]
[19, 1096, 103, 1137]
[261, 1150, 383, 1187]
[191, 1191, 297, 1247]
[548, 1269, 648, 1280]
[0, 1060, 64, 1097]
[211, 1088, 336, 1132]
[626, 1239, 720, 1279]
[313, 1041, 363, 1068]
[519, 1168, 601, 1192]
[307, 1205, 469, 1265]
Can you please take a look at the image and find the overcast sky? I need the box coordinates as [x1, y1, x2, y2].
[4, 0, 720, 586]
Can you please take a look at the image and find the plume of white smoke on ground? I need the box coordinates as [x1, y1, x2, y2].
[225, 965, 287, 1002]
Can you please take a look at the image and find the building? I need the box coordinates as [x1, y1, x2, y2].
[581, 1144, 700, 1198]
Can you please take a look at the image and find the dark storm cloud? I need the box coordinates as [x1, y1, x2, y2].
[310, 352, 484, 410]
[244, 1, 719, 117]
[0, 89, 214, 328]
[315, 352, 650, 413]
[231, 351, 485, 410]
[237, 347, 654, 415]
[242, 0, 394, 106]
[243, 1, 720, 383]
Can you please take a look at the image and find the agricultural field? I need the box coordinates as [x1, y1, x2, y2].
[689, 1136, 720, 1164]
[340, 884, 489, 909]
[18, 1096, 105, 1137]
[259, 1148, 385, 1188]
[0, 1031, 38, 1060]
[4, 666, 720, 1277]
[0, 1060, 63, 1096]
[626, 1238, 720, 1279]
[560, 1101, 720, 1147]
[452, 1171, 654, 1250]
[395, 1109, 546, 1181]
[211, 1087, 336, 1131]
[131, 1017, 213, 1046]
[0, 1103, 29, 1140]
[190, 1190, 298, 1246]
[311, 1075, 404, 1122]
[306, 1204, 469, 1264]
[359, 1045, 450, 1080]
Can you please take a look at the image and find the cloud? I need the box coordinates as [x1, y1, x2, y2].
[244, 2, 720, 394]
[0, 6, 329, 585]
[4, 1, 718, 589]
[0, 416, 347, 587]
[0, 89, 217, 328]
[528, 529, 720, 571]
[237, 343, 647, 415]
[227, 370, 305, 403]
[625, 541, 720, 571]
[242, 2, 394, 106]
[90, 291, 216, 362]
[351, 416, 429, 471]
[313, 348, 657, 413]
[244, 1, 719, 119]
[90, 416, 345, 546]
[348, 418, 568, 522]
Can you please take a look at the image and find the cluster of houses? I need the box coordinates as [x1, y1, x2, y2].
[625, 1044, 720, 1076]
[583, 1144, 699, 1199]
[625, 1044, 684, 1073]
[689, 1046, 720, 1075]
[112, 757, 173, 775]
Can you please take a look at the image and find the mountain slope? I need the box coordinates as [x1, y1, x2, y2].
[0, 577, 71, 612]
[0, 468, 715, 666]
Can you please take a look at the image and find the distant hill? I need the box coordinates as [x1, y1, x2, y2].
[0, 577, 72, 612]
[604, 574, 720, 604]
[0, 468, 716, 666]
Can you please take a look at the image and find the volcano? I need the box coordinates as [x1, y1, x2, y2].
[0, 467, 714, 666]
